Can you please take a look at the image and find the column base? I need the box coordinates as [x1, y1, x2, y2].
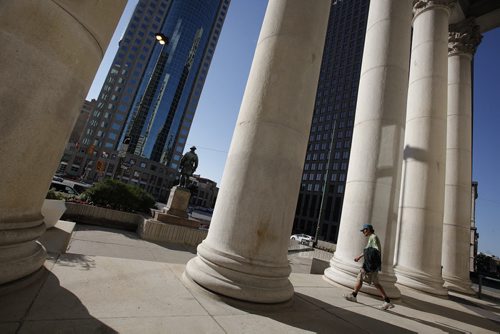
[184, 243, 294, 304]
[394, 265, 448, 296]
[324, 256, 401, 299]
[0, 265, 47, 297]
[443, 274, 475, 295]
[0, 240, 47, 285]
[0, 217, 47, 285]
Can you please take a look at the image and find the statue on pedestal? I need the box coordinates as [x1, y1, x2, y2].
[178, 146, 198, 188]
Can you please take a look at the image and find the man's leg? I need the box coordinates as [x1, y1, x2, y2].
[374, 283, 388, 300]
[354, 278, 363, 294]
[345, 271, 364, 302]
[374, 280, 394, 310]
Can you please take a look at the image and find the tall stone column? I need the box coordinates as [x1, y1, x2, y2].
[184, 0, 330, 303]
[0, 1, 125, 285]
[324, 0, 413, 299]
[394, 0, 456, 296]
[442, 19, 481, 295]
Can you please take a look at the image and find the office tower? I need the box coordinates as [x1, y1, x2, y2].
[293, 0, 369, 243]
[69, 99, 96, 146]
[59, 0, 230, 200]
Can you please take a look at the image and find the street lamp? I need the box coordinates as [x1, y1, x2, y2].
[155, 33, 168, 45]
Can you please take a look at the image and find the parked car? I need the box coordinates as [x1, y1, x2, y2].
[60, 180, 91, 194]
[52, 176, 64, 182]
[49, 181, 79, 197]
[290, 234, 313, 244]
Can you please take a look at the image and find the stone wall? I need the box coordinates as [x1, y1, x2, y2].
[63, 202, 144, 231]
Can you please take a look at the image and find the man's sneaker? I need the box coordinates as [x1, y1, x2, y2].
[379, 301, 395, 310]
[344, 293, 357, 302]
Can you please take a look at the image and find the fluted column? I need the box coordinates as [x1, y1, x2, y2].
[442, 19, 481, 295]
[0, 0, 125, 285]
[184, 0, 330, 303]
[324, 0, 413, 299]
[394, 0, 456, 296]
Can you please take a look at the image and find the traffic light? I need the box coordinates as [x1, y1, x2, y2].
[96, 160, 106, 172]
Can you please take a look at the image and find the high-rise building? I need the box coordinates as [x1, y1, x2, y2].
[293, 0, 369, 243]
[58, 0, 230, 200]
[69, 99, 96, 146]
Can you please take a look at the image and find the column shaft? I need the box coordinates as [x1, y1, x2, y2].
[0, 0, 125, 285]
[394, 0, 455, 296]
[324, 0, 413, 299]
[184, 0, 330, 303]
[442, 20, 481, 295]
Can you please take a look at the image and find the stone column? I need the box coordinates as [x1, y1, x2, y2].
[323, 0, 413, 299]
[442, 19, 481, 295]
[184, 0, 330, 303]
[394, 0, 456, 296]
[0, 1, 125, 285]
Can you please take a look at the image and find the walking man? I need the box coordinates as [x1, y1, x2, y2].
[344, 224, 394, 310]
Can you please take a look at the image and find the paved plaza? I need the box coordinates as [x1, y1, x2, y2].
[0, 223, 498, 333]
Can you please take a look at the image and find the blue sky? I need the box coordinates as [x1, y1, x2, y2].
[472, 28, 500, 256]
[87, 0, 499, 255]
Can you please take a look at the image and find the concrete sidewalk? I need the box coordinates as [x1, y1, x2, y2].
[1, 224, 499, 333]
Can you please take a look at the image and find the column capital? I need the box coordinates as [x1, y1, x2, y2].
[413, 0, 457, 18]
[448, 19, 482, 57]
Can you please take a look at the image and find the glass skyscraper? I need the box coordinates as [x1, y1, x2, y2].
[293, 0, 370, 243]
[59, 0, 230, 200]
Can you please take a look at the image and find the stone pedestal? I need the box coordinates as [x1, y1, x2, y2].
[0, 1, 125, 285]
[156, 212, 201, 229]
[184, 0, 330, 303]
[139, 219, 207, 248]
[442, 20, 481, 295]
[165, 186, 191, 218]
[324, 0, 413, 299]
[394, 0, 456, 296]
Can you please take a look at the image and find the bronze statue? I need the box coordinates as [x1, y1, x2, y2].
[178, 146, 198, 188]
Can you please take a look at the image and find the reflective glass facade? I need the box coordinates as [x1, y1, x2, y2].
[293, 0, 369, 243]
[60, 0, 229, 198]
[121, 0, 229, 168]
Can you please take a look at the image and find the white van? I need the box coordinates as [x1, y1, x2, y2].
[49, 181, 79, 196]
[60, 179, 92, 194]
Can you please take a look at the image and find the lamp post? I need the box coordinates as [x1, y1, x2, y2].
[155, 32, 168, 45]
[113, 136, 130, 180]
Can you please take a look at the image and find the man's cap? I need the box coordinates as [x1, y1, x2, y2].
[360, 224, 374, 232]
[190, 146, 196, 150]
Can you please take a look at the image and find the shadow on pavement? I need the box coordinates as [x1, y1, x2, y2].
[449, 293, 500, 313]
[55, 253, 96, 270]
[213, 291, 418, 334]
[401, 295, 500, 332]
[0, 268, 117, 334]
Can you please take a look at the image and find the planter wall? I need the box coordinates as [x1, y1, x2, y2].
[62, 202, 145, 231]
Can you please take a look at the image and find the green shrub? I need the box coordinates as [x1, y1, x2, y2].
[84, 179, 156, 213]
[46, 189, 65, 200]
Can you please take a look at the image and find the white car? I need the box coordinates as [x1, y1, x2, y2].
[290, 234, 313, 244]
